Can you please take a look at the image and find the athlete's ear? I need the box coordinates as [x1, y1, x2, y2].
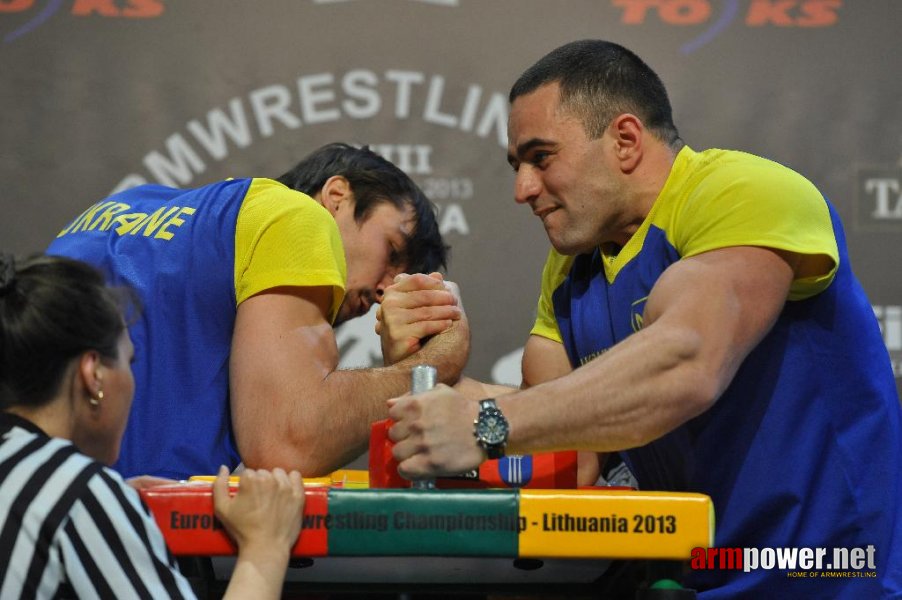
[319, 176, 353, 216]
[610, 113, 643, 173]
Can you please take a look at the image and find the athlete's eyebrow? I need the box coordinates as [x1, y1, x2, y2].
[507, 138, 554, 166]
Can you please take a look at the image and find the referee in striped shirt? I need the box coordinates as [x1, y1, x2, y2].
[0, 254, 305, 599]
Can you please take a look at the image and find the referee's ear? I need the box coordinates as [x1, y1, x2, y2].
[75, 350, 103, 408]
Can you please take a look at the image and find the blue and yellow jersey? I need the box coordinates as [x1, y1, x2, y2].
[48, 178, 346, 479]
[233, 179, 346, 320]
[530, 147, 901, 596]
[532, 146, 838, 350]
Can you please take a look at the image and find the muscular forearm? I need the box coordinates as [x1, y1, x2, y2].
[241, 366, 419, 476]
[454, 376, 516, 400]
[408, 317, 470, 384]
[241, 322, 470, 476]
[499, 246, 794, 455]
[499, 323, 714, 455]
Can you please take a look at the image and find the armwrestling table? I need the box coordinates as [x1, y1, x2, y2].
[141, 469, 713, 598]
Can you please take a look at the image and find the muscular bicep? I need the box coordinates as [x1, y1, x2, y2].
[230, 286, 338, 468]
[521, 334, 572, 388]
[642, 245, 795, 398]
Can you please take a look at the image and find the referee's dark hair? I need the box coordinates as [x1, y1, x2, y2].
[275, 142, 449, 275]
[0, 254, 131, 409]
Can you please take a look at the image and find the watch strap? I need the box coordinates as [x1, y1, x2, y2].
[474, 398, 508, 460]
[479, 398, 498, 411]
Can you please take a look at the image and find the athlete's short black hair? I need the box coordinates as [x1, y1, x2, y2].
[276, 143, 448, 274]
[510, 40, 681, 146]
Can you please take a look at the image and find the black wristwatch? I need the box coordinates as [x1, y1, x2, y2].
[473, 398, 509, 460]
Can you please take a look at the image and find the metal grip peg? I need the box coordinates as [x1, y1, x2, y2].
[410, 364, 437, 394]
[410, 365, 437, 490]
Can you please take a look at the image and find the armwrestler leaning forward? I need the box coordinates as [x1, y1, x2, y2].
[46, 142, 470, 481]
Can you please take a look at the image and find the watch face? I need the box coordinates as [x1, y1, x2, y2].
[477, 409, 508, 445]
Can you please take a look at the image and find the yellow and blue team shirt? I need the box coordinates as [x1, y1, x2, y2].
[533, 147, 901, 598]
[48, 178, 346, 480]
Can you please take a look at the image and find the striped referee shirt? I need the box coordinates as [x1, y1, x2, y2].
[0, 412, 196, 599]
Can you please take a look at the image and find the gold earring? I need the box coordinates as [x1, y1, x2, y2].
[90, 389, 103, 407]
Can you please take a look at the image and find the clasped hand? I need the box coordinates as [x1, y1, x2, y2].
[375, 272, 463, 365]
[387, 385, 485, 479]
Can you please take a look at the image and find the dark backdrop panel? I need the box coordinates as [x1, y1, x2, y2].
[3, 0, 900, 395]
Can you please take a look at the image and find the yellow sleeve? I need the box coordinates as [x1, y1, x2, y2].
[670, 153, 839, 301]
[233, 178, 346, 322]
[529, 249, 574, 343]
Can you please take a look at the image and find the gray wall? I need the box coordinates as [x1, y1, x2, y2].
[3, 0, 900, 397]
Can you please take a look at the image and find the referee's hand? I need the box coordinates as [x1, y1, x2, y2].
[212, 466, 305, 556]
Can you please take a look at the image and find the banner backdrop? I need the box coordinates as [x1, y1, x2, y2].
[3, 1, 900, 403]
